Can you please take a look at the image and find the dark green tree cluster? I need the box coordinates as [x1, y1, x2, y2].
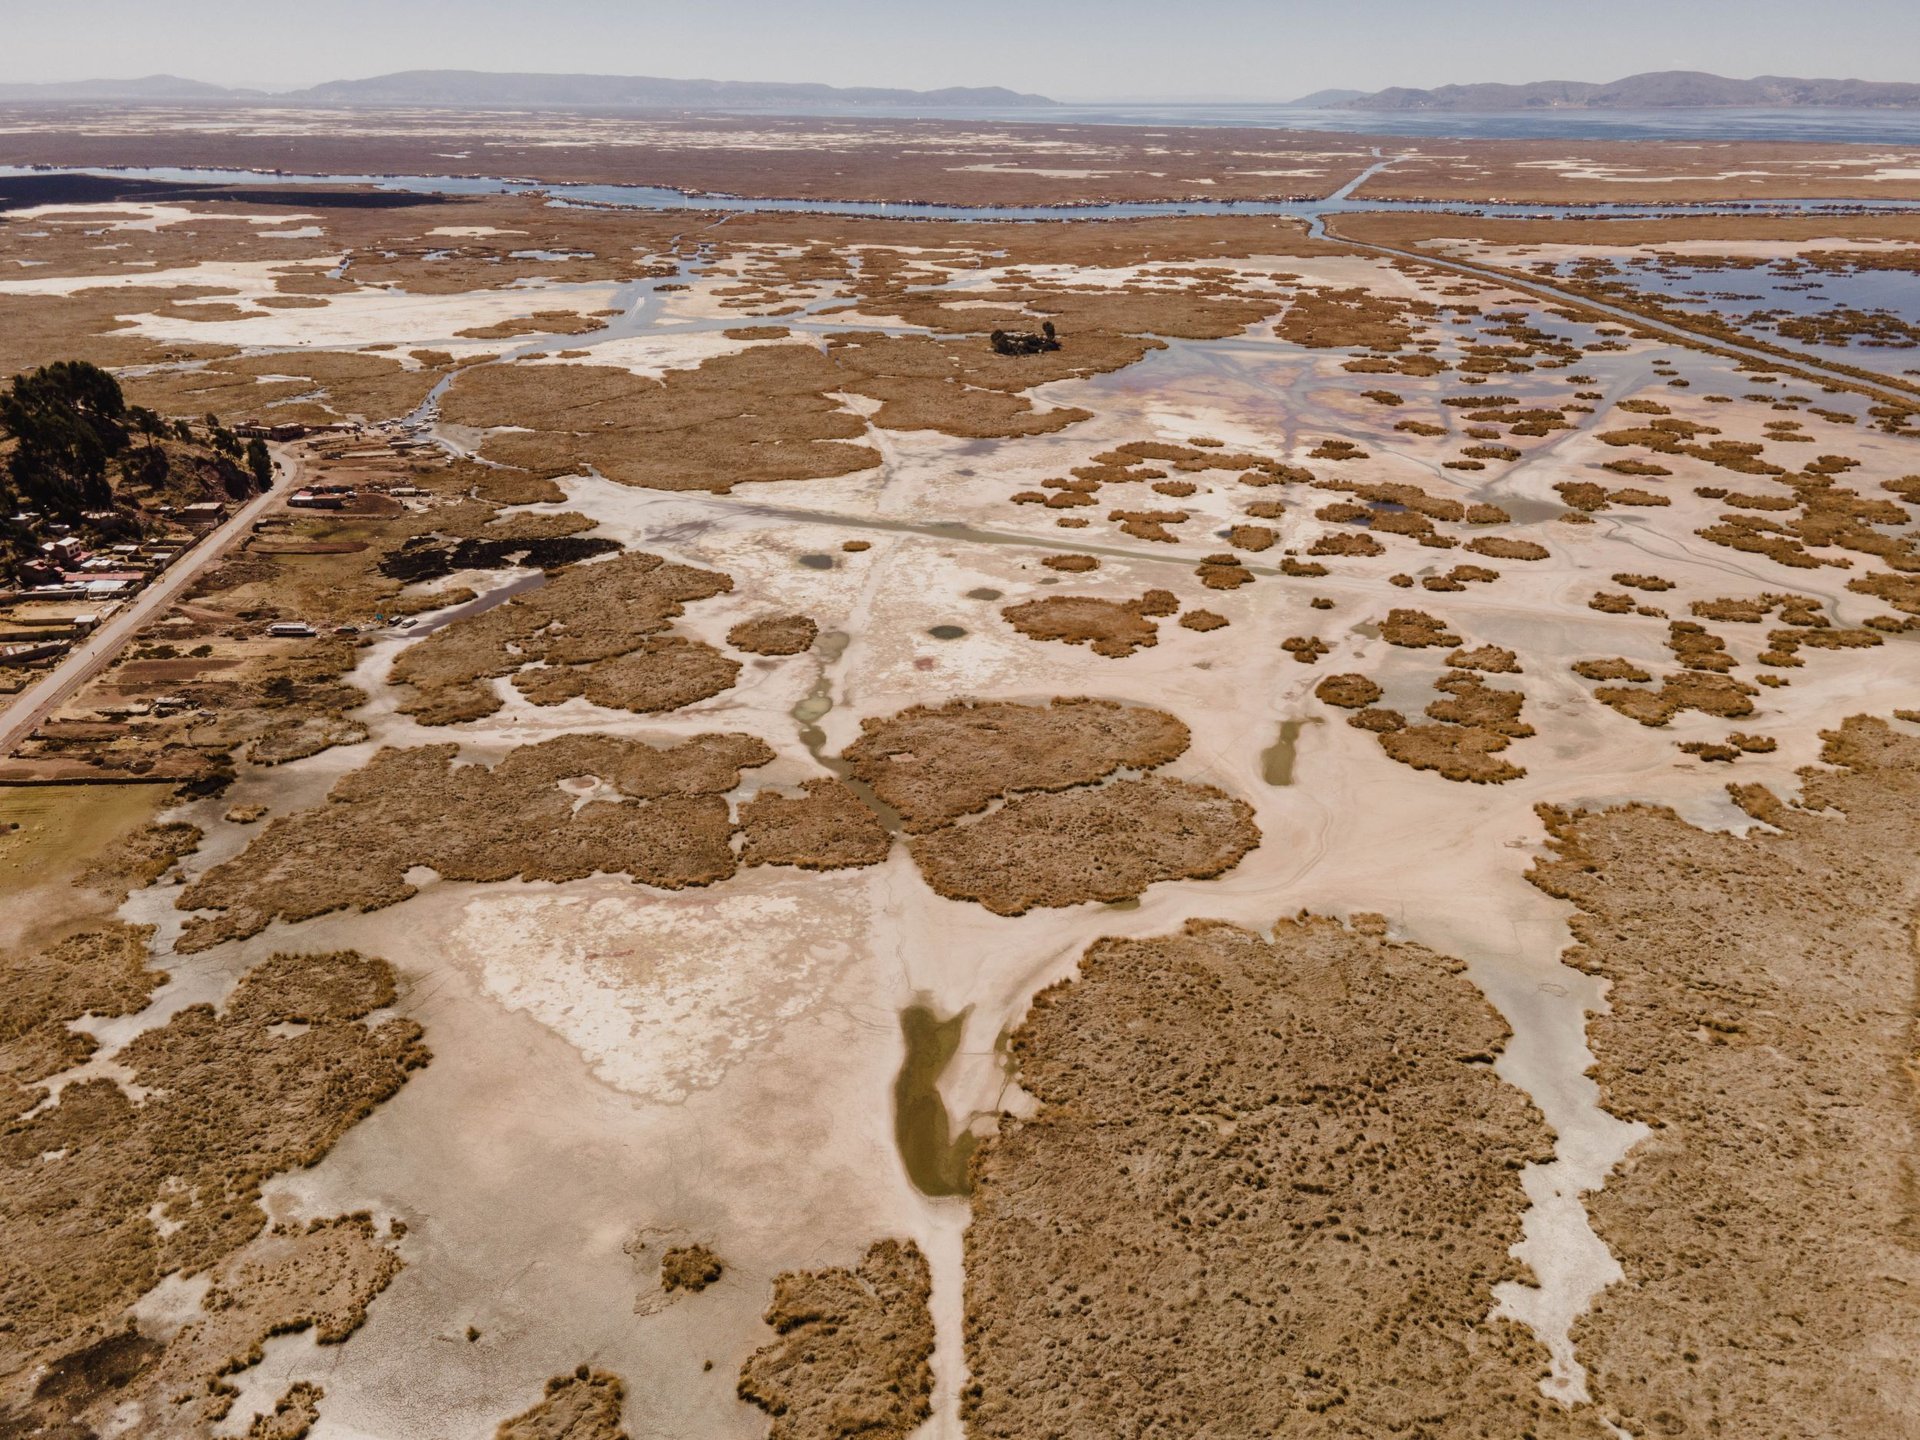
[0, 361, 274, 520]
[245, 437, 274, 490]
[199, 412, 269, 498]
[0, 360, 130, 514]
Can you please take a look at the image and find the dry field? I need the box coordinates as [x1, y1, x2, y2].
[0, 105, 1378, 205]
[11, 105, 1920, 206]
[1352, 136, 1920, 203]
[0, 165, 1915, 1440]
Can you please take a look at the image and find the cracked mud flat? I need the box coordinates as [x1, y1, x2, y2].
[1, 178, 1918, 1440]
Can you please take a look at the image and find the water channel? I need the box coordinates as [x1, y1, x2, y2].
[10, 162, 1920, 226]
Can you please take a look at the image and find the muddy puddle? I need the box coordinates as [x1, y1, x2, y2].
[789, 631, 906, 832]
[893, 1002, 976, 1197]
[1261, 717, 1321, 785]
[1490, 496, 1570, 525]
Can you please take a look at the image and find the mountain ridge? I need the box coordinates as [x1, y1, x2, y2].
[1319, 70, 1920, 111]
[0, 69, 1053, 110]
[0, 73, 265, 102]
[1281, 87, 1370, 109]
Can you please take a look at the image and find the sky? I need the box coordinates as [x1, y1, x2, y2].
[4, 0, 1920, 100]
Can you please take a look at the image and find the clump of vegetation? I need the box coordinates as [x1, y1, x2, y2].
[661, 1243, 725, 1293]
[1315, 673, 1381, 708]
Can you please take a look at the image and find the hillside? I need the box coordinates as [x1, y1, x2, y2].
[1281, 88, 1371, 108]
[0, 73, 258, 102]
[1338, 70, 1920, 111]
[0, 69, 1054, 110]
[1, 361, 270, 574]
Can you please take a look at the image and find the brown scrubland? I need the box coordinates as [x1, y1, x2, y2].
[737, 1240, 934, 1440]
[964, 914, 1600, 1437]
[389, 551, 739, 722]
[1, 947, 426, 1433]
[739, 778, 892, 871]
[176, 734, 775, 948]
[1529, 717, 1920, 1436]
[494, 1367, 630, 1440]
[843, 698, 1258, 912]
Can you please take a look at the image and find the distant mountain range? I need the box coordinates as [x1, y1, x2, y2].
[1291, 70, 1920, 111]
[0, 74, 256, 101]
[1283, 88, 1371, 109]
[9, 67, 1912, 116]
[0, 70, 1055, 110]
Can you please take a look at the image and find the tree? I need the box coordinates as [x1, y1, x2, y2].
[120, 405, 170, 490]
[127, 405, 165, 451]
[245, 437, 273, 491]
[0, 360, 130, 515]
[121, 444, 170, 491]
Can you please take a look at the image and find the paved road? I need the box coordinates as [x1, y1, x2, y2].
[0, 445, 302, 758]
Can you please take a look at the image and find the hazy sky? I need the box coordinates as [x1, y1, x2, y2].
[6, 0, 1920, 100]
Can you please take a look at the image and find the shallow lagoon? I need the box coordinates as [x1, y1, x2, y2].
[1558, 254, 1920, 376]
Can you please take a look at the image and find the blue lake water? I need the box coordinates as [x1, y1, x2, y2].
[1555, 255, 1920, 377]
